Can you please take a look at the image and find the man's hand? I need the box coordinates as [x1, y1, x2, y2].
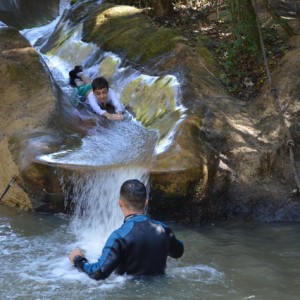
[69, 248, 85, 264]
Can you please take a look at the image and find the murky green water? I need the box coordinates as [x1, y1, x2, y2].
[1, 205, 299, 300]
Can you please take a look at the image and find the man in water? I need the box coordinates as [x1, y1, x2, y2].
[69, 179, 184, 280]
[69, 66, 125, 120]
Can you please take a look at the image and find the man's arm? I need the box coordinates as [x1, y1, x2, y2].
[167, 228, 184, 258]
[69, 232, 124, 280]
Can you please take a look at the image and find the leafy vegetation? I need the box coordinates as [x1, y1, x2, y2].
[111, 0, 294, 100]
[200, 20, 290, 100]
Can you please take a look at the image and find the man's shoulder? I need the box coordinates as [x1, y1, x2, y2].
[133, 215, 171, 233]
[148, 217, 169, 228]
[112, 219, 136, 238]
[121, 215, 171, 233]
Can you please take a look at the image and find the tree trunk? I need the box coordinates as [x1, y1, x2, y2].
[153, 0, 174, 18]
[229, 0, 261, 56]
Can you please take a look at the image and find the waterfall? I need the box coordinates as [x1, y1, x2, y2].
[59, 167, 149, 259]
[18, 0, 182, 251]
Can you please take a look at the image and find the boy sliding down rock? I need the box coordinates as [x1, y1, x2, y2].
[69, 66, 125, 120]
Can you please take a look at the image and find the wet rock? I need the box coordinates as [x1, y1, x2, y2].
[0, 0, 59, 30]
[0, 26, 57, 210]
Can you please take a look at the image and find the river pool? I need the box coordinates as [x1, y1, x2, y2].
[1, 205, 299, 300]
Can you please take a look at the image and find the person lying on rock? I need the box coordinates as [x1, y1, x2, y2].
[69, 65, 124, 120]
[68, 179, 184, 280]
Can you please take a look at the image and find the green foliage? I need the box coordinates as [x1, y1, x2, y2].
[232, 20, 258, 53]
[103, 0, 290, 100]
[263, 27, 278, 44]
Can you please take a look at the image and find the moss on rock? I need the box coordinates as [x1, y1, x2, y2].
[83, 4, 186, 66]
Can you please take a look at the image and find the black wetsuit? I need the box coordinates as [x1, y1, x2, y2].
[73, 214, 184, 280]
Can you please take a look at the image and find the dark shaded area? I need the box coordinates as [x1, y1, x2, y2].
[144, 1, 295, 101]
[0, 0, 59, 29]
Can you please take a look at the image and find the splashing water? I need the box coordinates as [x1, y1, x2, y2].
[9, 166, 151, 290]
[37, 118, 159, 168]
[59, 166, 150, 260]
[17, 2, 161, 284]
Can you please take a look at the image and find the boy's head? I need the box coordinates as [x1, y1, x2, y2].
[92, 77, 109, 91]
[92, 77, 109, 103]
[120, 179, 147, 212]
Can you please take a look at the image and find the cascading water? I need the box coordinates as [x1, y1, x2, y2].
[60, 167, 150, 257]
[20, 0, 175, 267]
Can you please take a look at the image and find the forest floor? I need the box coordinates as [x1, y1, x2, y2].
[144, 3, 293, 101]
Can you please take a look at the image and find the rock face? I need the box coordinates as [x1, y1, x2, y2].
[1, 2, 300, 222]
[0, 0, 59, 29]
[0, 26, 60, 210]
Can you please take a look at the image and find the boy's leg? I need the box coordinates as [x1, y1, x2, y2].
[77, 72, 92, 85]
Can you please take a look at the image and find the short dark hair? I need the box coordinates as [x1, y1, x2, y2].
[120, 179, 147, 211]
[92, 77, 109, 91]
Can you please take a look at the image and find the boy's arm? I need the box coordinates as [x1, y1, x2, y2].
[108, 89, 124, 114]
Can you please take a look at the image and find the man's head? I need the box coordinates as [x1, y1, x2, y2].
[119, 179, 147, 213]
[92, 77, 109, 104]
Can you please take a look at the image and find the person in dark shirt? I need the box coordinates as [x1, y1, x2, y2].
[68, 179, 184, 280]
